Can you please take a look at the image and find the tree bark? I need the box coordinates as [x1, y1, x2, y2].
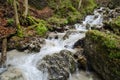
[78, 0, 82, 10]
[14, 0, 19, 26]
[24, 0, 28, 17]
[0, 38, 7, 67]
[13, 0, 23, 37]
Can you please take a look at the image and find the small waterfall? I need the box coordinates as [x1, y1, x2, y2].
[0, 7, 104, 80]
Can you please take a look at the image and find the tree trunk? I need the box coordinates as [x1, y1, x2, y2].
[78, 0, 82, 10]
[14, 0, 19, 26]
[13, 0, 23, 37]
[0, 38, 7, 67]
[24, 0, 28, 17]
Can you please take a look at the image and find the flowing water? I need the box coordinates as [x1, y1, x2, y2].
[0, 7, 104, 80]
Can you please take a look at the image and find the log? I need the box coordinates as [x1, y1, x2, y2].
[0, 38, 7, 67]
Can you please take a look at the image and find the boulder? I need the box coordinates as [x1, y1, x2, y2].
[73, 38, 85, 48]
[0, 67, 25, 80]
[73, 49, 87, 70]
[37, 50, 76, 80]
[103, 16, 120, 35]
[8, 36, 45, 52]
[84, 30, 120, 80]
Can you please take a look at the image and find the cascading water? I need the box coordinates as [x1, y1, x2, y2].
[0, 7, 104, 80]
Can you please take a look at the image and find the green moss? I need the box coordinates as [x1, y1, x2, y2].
[111, 16, 120, 34]
[7, 18, 14, 26]
[109, 51, 120, 59]
[85, 30, 120, 80]
[105, 16, 120, 35]
[86, 30, 120, 59]
[81, 0, 97, 15]
[29, 0, 97, 25]
[47, 0, 96, 24]
[35, 20, 48, 36]
[67, 6, 82, 23]
[17, 25, 24, 37]
[47, 16, 68, 26]
[86, 0, 97, 13]
[88, 30, 119, 48]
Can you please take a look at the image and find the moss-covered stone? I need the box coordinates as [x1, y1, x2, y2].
[88, 30, 120, 49]
[84, 30, 120, 80]
[104, 16, 120, 35]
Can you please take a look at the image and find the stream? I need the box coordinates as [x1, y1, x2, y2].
[0, 7, 104, 80]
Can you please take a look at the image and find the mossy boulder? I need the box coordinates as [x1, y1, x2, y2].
[104, 16, 120, 35]
[84, 30, 120, 80]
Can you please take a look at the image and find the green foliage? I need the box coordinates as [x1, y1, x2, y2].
[7, 18, 14, 26]
[109, 51, 120, 59]
[47, 0, 96, 24]
[67, 6, 81, 23]
[35, 20, 48, 36]
[7, 0, 13, 5]
[80, 0, 97, 14]
[28, 0, 96, 24]
[48, 0, 83, 23]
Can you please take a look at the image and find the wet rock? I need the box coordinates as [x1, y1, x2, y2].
[84, 30, 120, 80]
[103, 7, 120, 21]
[73, 49, 87, 70]
[115, 7, 120, 13]
[73, 38, 85, 48]
[103, 16, 120, 35]
[27, 37, 45, 52]
[8, 36, 45, 52]
[37, 50, 76, 80]
[0, 67, 25, 80]
[63, 30, 84, 40]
